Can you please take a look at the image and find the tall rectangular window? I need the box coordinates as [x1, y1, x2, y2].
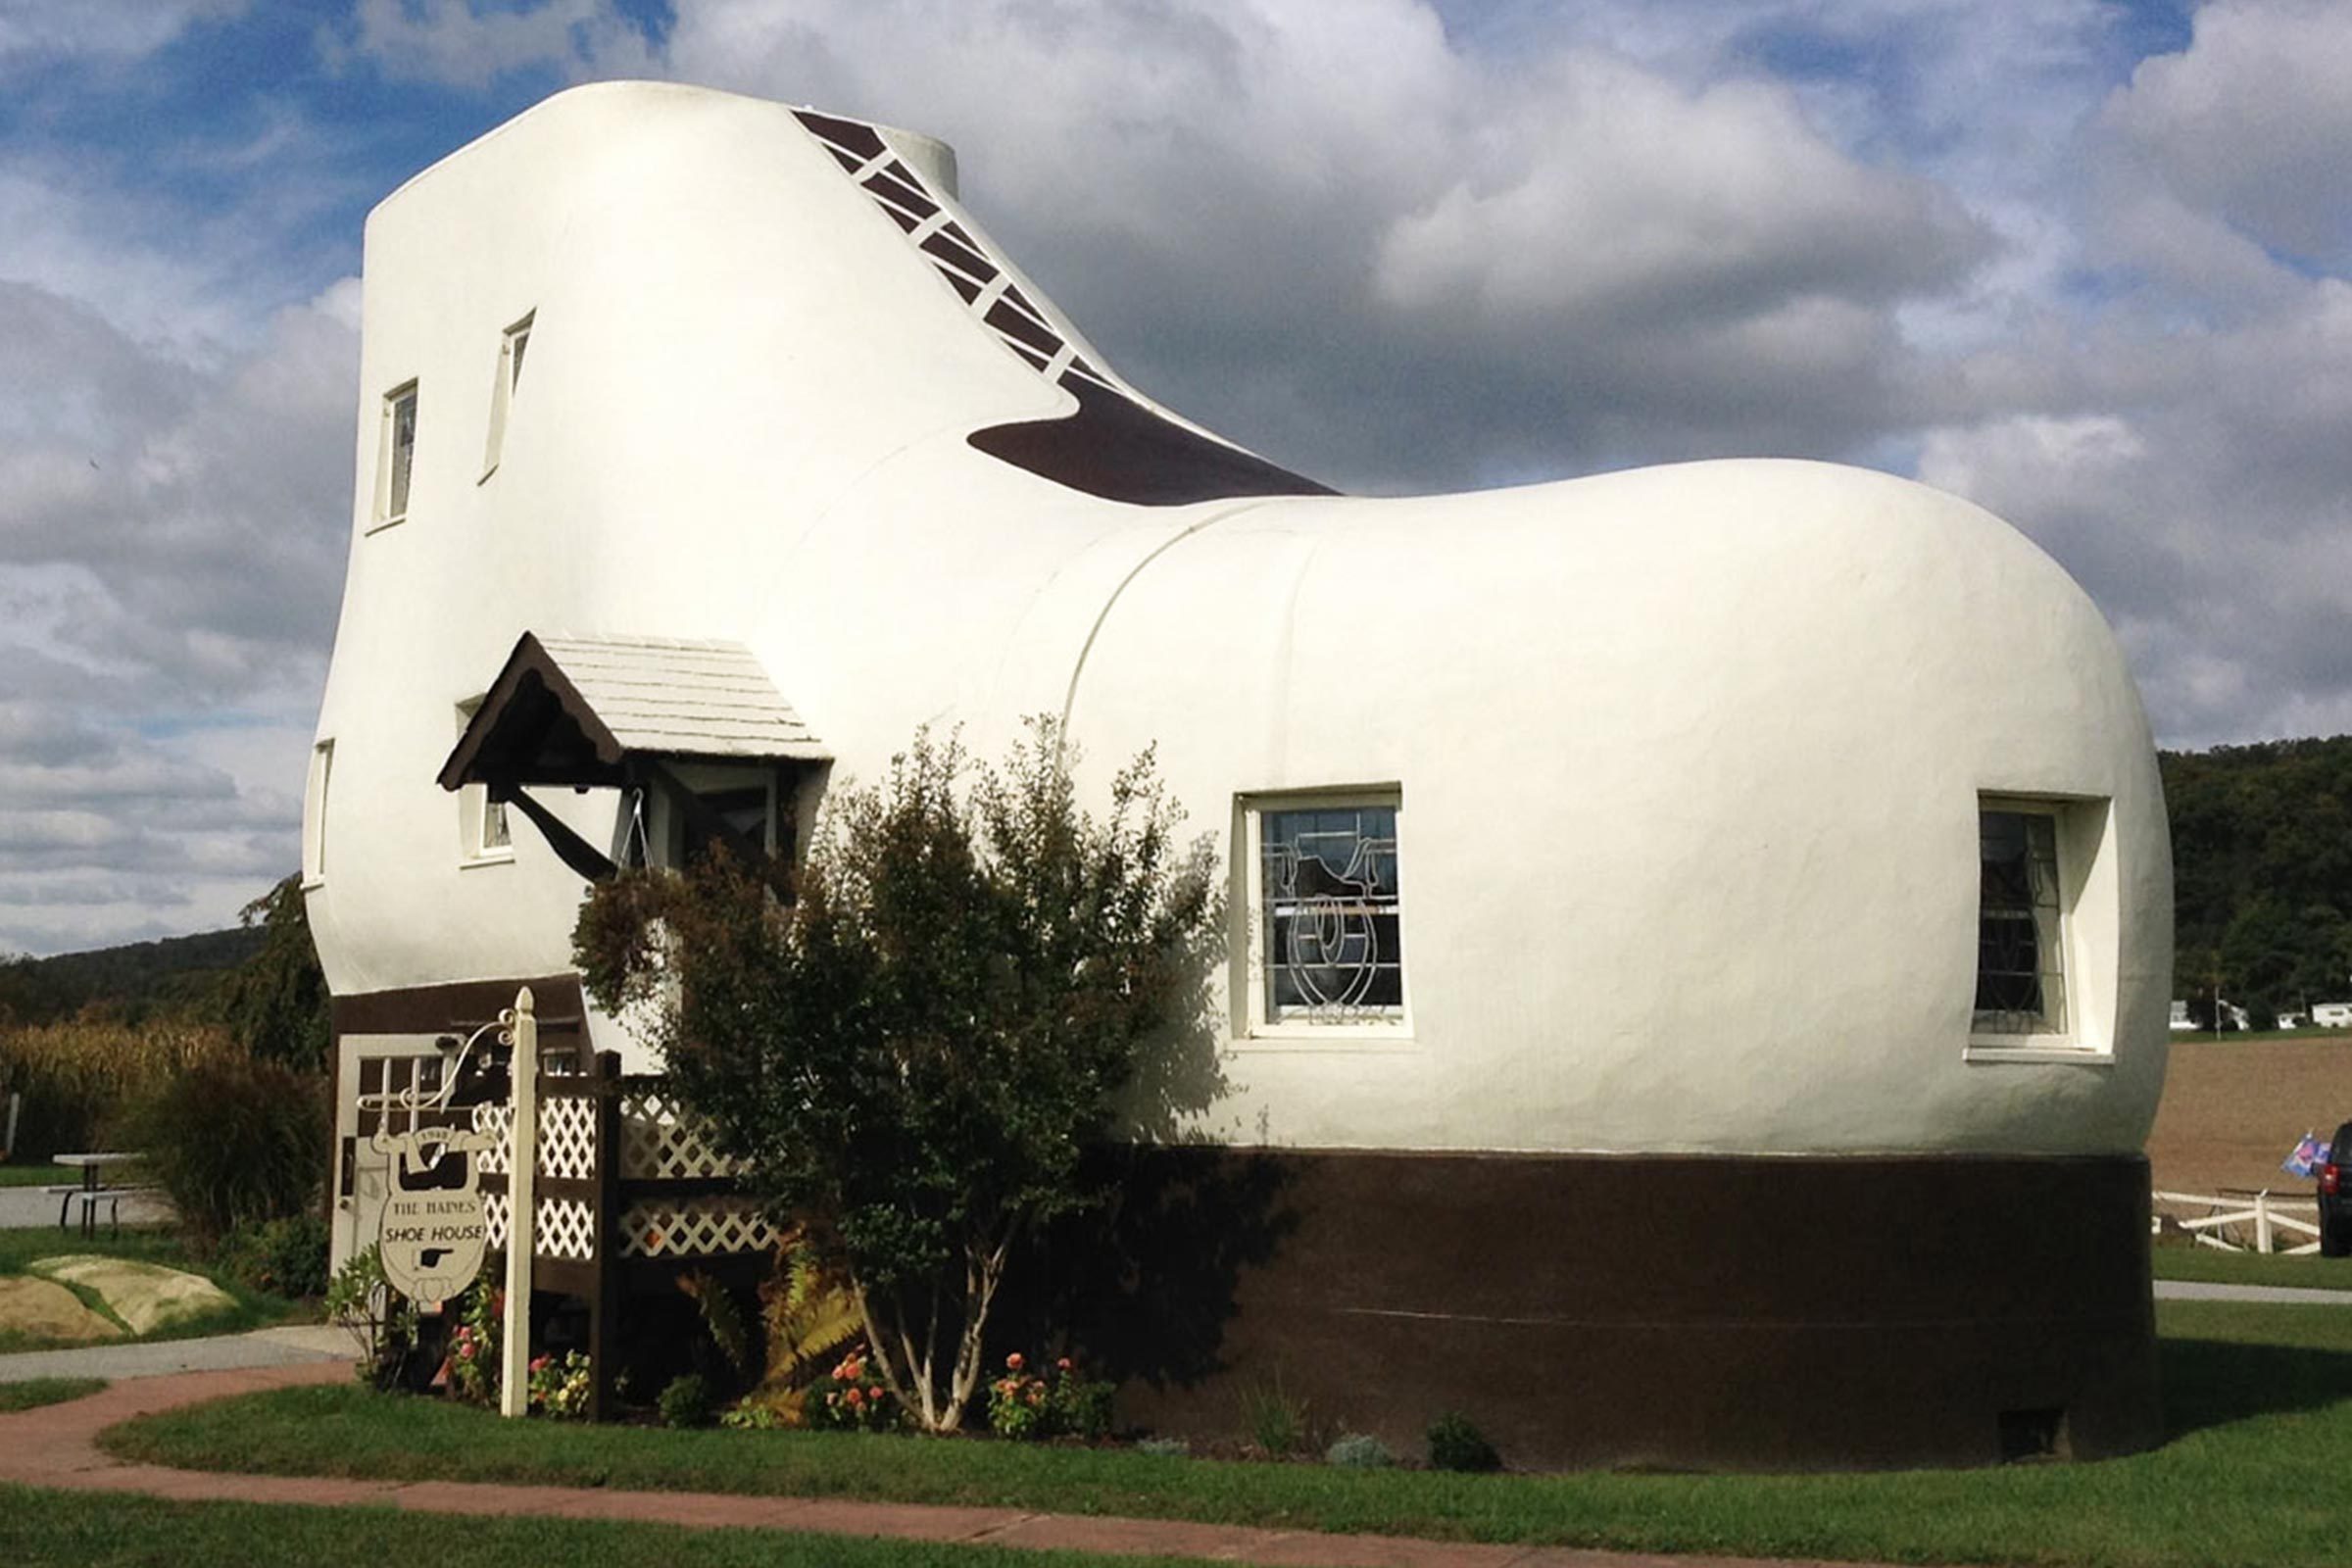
[481, 312, 533, 477]
[1975, 806, 2068, 1036]
[1248, 797, 1405, 1030]
[304, 740, 333, 884]
[378, 381, 418, 526]
[455, 699, 512, 861]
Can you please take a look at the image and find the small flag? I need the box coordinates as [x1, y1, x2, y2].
[2283, 1133, 2325, 1178]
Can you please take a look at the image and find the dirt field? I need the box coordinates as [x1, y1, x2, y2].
[2146, 1037, 2352, 1197]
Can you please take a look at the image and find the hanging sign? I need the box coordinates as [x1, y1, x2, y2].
[377, 1128, 497, 1303]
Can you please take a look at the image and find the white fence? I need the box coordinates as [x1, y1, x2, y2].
[2152, 1189, 2321, 1254]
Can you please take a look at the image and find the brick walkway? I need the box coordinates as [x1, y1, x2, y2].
[0, 1364, 1899, 1568]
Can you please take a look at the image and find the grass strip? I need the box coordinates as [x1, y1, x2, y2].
[102, 1301, 2352, 1568]
[2152, 1245, 2352, 1291]
[0, 1164, 68, 1189]
[0, 1484, 1213, 1568]
[0, 1378, 105, 1413]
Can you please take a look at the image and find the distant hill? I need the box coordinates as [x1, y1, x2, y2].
[0, 925, 266, 1027]
[2161, 734, 2352, 1026]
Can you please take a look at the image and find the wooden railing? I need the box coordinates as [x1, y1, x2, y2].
[2152, 1188, 2321, 1254]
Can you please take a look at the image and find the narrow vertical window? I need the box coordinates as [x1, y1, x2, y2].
[1974, 806, 2067, 1036]
[305, 740, 334, 884]
[455, 699, 512, 861]
[482, 312, 533, 477]
[378, 381, 418, 526]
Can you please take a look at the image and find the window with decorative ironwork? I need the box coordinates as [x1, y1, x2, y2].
[1249, 798, 1405, 1030]
[1974, 805, 2068, 1036]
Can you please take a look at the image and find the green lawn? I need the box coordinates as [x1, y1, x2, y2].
[98, 1300, 2352, 1568]
[0, 1486, 1212, 1568]
[0, 1226, 298, 1352]
[0, 1378, 104, 1414]
[2152, 1245, 2352, 1291]
[0, 1163, 70, 1188]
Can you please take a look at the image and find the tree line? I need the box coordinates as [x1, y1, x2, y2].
[2163, 734, 2352, 1028]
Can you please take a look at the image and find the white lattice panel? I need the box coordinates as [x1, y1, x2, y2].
[618, 1090, 751, 1180]
[539, 1098, 597, 1181]
[538, 1197, 597, 1260]
[481, 1191, 598, 1260]
[618, 1197, 776, 1259]
[471, 1104, 513, 1175]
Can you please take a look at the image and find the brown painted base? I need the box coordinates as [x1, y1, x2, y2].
[1102, 1150, 2159, 1472]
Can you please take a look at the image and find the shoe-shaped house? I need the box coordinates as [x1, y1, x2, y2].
[308, 80, 2171, 1469]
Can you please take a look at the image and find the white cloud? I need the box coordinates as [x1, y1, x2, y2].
[2102, 0, 2352, 265]
[336, 0, 657, 88]
[0, 0, 243, 69]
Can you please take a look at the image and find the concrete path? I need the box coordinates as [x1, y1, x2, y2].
[0, 1323, 350, 1384]
[0, 1184, 171, 1232]
[2152, 1278, 2352, 1304]
[0, 1363, 1906, 1568]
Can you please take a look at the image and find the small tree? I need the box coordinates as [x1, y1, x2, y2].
[575, 719, 1223, 1431]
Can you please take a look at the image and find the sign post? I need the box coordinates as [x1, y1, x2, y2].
[500, 986, 538, 1419]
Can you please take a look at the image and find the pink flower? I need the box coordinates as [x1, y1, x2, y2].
[530, 1355, 549, 1372]
[1056, 1357, 1072, 1373]
[1005, 1352, 1024, 1371]
[868, 1386, 883, 1400]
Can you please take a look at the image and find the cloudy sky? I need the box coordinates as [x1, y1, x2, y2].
[1, 0, 2346, 956]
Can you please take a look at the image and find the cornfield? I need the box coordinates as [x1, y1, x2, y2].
[0, 1017, 240, 1161]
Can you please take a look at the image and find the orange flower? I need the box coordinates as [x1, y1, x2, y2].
[1005, 1352, 1024, 1371]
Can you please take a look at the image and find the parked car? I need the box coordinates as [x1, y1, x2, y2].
[2321, 1123, 2352, 1257]
[2313, 1003, 2352, 1029]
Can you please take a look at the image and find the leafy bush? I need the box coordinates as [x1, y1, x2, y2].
[125, 1056, 327, 1249]
[1426, 1410, 1500, 1472]
[1325, 1431, 1396, 1468]
[578, 718, 1224, 1434]
[325, 1244, 425, 1392]
[218, 1212, 330, 1298]
[987, 1352, 1116, 1442]
[446, 1285, 501, 1405]
[659, 1373, 716, 1429]
[0, 1018, 238, 1161]
[529, 1351, 593, 1419]
[806, 1344, 899, 1432]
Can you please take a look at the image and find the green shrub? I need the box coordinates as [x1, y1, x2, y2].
[1240, 1374, 1312, 1456]
[1425, 1410, 1500, 1472]
[0, 1018, 239, 1161]
[126, 1056, 327, 1250]
[988, 1353, 1116, 1442]
[659, 1373, 716, 1429]
[325, 1244, 425, 1393]
[1325, 1431, 1395, 1468]
[218, 1212, 330, 1298]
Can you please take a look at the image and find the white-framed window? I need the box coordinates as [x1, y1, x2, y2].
[480, 312, 533, 478]
[374, 380, 418, 528]
[1239, 791, 1407, 1038]
[304, 739, 333, 886]
[455, 698, 513, 864]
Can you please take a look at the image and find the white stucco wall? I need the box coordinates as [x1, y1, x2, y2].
[308, 81, 2171, 1160]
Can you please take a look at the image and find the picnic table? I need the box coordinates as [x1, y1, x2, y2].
[51, 1152, 147, 1239]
